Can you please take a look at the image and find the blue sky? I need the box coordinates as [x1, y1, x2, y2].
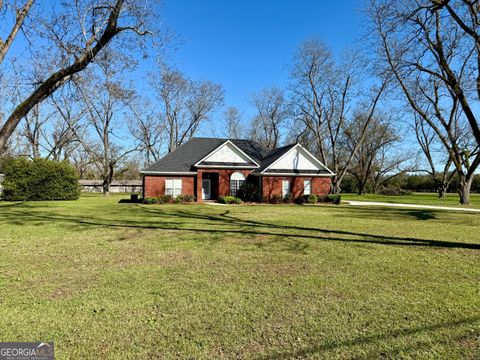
[158, 0, 363, 129]
[4, 0, 375, 150]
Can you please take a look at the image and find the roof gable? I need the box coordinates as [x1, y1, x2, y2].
[141, 138, 267, 174]
[142, 138, 224, 174]
[194, 140, 259, 168]
[141, 138, 334, 176]
[259, 144, 334, 176]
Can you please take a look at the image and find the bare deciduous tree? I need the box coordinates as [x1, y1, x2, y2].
[21, 104, 50, 158]
[127, 98, 164, 165]
[413, 113, 455, 198]
[289, 38, 391, 193]
[0, 0, 157, 154]
[369, 0, 480, 203]
[153, 67, 224, 152]
[16, 85, 88, 161]
[46, 90, 87, 161]
[250, 87, 287, 150]
[0, 0, 34, 65]
[223, 106, 244, 139]
[75, 65, 138, 194]
[346, 113, 412, 194]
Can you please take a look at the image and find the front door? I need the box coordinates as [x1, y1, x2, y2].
[202, 179, 211, 200]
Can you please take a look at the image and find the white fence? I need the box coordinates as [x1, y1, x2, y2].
[78, 180, 143, 193]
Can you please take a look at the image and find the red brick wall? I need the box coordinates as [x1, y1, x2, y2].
[145, 173, 331, 202]
[144, 176, 195, 198]
[196, 169, 253, 202]
[262, 176, 331, 200]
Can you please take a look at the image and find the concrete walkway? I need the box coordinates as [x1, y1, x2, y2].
[345, 200, 480, 213]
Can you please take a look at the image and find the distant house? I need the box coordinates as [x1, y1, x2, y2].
[141, 138, 334, 202]
[79, 179, 143, 193]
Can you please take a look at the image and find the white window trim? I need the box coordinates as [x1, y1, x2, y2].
[304, 179, 312, 195]
[260, 172, 333, 177]
[141, 171, 196, 175]
[282, 180, 290, 197]
[165, 178, 182, 197]
[230, 172, 246, 197]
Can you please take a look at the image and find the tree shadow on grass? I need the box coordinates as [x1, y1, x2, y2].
[406, 210, 437, 220]
[334, 206, 443, 221]
[258, 315, 480, 359]
[339, 207, 438, 221]
[0, 201, 24, 208]
[2, 204, 479, 251]
[141, 207, 480, 249]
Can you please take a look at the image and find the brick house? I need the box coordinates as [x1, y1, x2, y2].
[141, 138, 335, 202]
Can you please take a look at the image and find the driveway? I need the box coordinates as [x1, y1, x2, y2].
[345, 200, 480, 213]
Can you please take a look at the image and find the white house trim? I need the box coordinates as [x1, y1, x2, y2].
[193, 140, 260, 167]
[140, 171, 197, 175]
[261, 172, 335, 177]
[195, 165, 258, 169]
[261, 144, 335, 176]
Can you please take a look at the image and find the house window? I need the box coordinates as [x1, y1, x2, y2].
[282, 180, 290, 197]
[304, 179, 312, 195]
[165, 178, 182, 197]
[230, 172, 245, 196]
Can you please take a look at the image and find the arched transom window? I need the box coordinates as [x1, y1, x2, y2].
[230, 172, 245, 197]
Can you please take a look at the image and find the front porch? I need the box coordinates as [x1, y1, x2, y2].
[195, 169, 254, 202]
[198, 172, 219, 201]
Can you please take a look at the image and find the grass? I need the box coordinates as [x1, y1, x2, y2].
[0, 194, 479, 359]
[342, 192, 480, 209]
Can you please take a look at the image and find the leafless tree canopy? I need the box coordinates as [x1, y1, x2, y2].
[412, 112, 455, 197]
[223, 106, 244, 139]
[288, 38, 391, 193]
[369, 0, 480, 203]
[250, 87, 288, 150]
[153, 67, 224, 152]
[0, 0, 159, 154]
[127, 99, 164, 166]
[73, 59, 139, 193]
[346, 112, 414, 194]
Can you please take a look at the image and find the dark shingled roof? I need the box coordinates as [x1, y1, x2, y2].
[251, 144, 297, 174]
[258, 169, 332, 175]
[142, 138, 270, 173]
[142, 137, 334, 175]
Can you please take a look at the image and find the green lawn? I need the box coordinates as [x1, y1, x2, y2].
[342, 192, 480, 209]
[0, 194, 479, 359]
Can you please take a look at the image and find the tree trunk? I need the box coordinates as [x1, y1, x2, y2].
[357, 184, 365, 195]
[437, 186, 446, 199]
[102, 168, 111, 195]
[102, 181, 110, 195]
[457, 175, 473, 205]
[356, 177, 368, 195]
[331, 176, 341, 195]
[102, 162, 115, 195]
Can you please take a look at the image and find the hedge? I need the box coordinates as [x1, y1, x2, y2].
[0, 157, 80, 201]
[218, 196, 242, 204]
